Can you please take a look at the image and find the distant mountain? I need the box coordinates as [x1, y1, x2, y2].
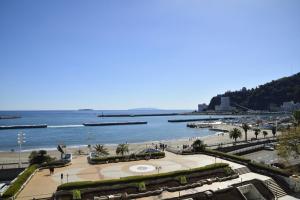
[78, 109, 94, 111]
[207, 72, 300, 111]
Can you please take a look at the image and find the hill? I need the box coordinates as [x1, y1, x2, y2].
[207, 72, 300, 111]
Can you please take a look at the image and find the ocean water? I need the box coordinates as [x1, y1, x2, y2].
[0, 110, 227, 151]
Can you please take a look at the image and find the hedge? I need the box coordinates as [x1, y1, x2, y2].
[89, 152, 165, 164]
[2, 164, 38, 198]
[40, 160, 70, 168]
[203, 149, 251, 163]
[248, 161, 291, 177]
[57, 163, 229, 191]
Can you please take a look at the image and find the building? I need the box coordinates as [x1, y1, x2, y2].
[215, 96, 235, 111]
[281, 101, 300, 112]
[197, 103, 207, 112]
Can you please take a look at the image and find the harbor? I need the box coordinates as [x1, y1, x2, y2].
[168, 117, 236, 123]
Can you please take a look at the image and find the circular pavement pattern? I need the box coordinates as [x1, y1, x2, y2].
[129, 164, 156, 173]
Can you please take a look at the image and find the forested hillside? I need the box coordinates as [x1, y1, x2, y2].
[207, 72, 300, 110]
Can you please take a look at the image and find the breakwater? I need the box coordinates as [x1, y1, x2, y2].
[0, 116, 21, 120]
[97, 113, 180, 117]
[83, 121, 148, 126]
[0, 124, 47, 130]
[168, 117, 236, 123]
[209, 128, 229, 133]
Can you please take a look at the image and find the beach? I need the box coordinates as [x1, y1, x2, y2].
[0, 124, 277, 165]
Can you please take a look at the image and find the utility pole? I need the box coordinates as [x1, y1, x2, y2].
[17, 132, 26, 168]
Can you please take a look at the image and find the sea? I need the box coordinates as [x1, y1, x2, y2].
[0, 110, 229, 151]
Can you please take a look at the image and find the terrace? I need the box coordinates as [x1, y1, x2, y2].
[15, 152, 247, 199]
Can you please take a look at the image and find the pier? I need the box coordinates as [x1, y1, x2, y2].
[0, 124, 47, 130]
[83, 121, 148, 126]
[168, 117, 236, 123]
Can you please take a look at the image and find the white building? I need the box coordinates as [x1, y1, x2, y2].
[281, 101, 300, 112]
[215, 97, 234, 111]
[197, 104, 208, 112]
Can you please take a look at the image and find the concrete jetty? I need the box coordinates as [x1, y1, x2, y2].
[0, 124, 47, 130]
[83, 121, 148, 126]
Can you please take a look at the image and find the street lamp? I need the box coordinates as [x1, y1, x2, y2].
[156, 166, 162, 174]
[17, 132, 26, 168]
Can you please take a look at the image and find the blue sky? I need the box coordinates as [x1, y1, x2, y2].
[0, 0, 299, 110]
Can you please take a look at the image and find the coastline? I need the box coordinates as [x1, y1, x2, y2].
[0, 124, 277, 164]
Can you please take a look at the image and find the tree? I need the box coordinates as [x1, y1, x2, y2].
[262, 131, 268, 138]
[116, 144, 129, 156]
[229, 128, 242, 142]
[242, 123, 250, 141]
[277, 126, 300, 160]
[94, 144, 109, 156]
[293, 110, 300, 125]
[29, 150, 53, 164]
[271, 126, 277, 137]
[254, 129, 261, 139]
[191, 139, 206, 152]
[207, 73, 300, 111]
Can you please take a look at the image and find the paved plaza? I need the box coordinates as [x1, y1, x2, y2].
[17, 152, 298, 200]
[17, 152, 245, 199]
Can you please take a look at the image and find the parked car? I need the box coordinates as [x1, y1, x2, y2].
[62, 153, 72, 162]
[138, 148, 161, 154]
[264, 144, 274, 151]
[0, 183, 8, 195]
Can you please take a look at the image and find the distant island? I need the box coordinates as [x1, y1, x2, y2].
[208, 72, 300, 111]
[78, 109, 94, 111]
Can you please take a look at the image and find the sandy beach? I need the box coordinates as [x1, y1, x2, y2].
[0, 124, 277, 165]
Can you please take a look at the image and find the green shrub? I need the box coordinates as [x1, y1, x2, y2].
[138, 182, 146, 191]
[192, 139, 206, 152]
[29, 150, 54, 165]
[2, 164, 38, 198]
[90, 152, 165, 164]
[57, 163, 229, 191]
[72, 189, 81, 199]
[223, 167, 234, 176]
[40, 160, 69, 168]
[177, 176, 187, 185]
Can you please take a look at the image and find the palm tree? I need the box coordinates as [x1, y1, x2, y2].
[116, 144, 129, 156]
[242, 123, 250, 142]
[293, 110, 300, 125]
[262, 131, 268, 138]
[94, 144, 109, 156]
[254, 129, 261, 139]
[229, 128, 242, 142]
[192, 139, 206, 152]
[271, 126, 277, 137]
